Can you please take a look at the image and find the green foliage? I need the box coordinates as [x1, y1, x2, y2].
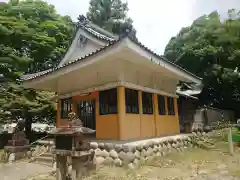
[0, 0, 74, 125]
[87, 0, 137, 39]
[164, 10, 240, 114]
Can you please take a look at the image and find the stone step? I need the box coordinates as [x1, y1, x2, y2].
[33, 154, 54, 167]
[41, 152, 54, 158]
[35, 139, 54, 146]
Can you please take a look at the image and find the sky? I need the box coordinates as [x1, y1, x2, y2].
[2, 0, 240, 54]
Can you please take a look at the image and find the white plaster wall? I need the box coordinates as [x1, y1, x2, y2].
[65, 40, 102, 64]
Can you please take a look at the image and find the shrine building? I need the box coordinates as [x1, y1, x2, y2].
[22, 20, 201, 140]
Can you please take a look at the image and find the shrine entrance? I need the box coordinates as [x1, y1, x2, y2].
[77, 99, 96, 131]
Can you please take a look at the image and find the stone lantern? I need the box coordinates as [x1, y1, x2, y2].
[49, 112, 95, 180]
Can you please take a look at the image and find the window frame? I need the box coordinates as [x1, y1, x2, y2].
[99, 88, 118, 115]
[167, 97, 175, 116]
[158, 95, 166, 115]
[142, 92, 153, 115]
[125, 88, 139, 114]
[60, 98, 72, 119]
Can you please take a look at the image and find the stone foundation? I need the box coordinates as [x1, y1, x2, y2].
[89, 134, 197, 169]
[31, 132, 207, 171]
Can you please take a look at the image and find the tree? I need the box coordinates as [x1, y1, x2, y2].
[0, 0, 74, 138]
[87, 0, 137, 39]
[164, 10, 240, 116]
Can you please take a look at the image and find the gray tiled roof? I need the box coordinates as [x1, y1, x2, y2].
[21, 24, 202, 82]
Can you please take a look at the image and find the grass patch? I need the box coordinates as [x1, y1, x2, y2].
[25, 132, 240, 180]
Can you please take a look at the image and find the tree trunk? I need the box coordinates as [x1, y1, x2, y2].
[25, 115, 32, 142]
[228, 127, 234, 155]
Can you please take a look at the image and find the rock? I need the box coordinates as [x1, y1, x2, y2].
[94, 148, 102, 157]
[158, 144, 162, 151]
[133, 159, 139, 167]
[105, 143, 114, 151]
[136, 144, 142, 151]
[98, 143, 105, 150]
[118, 151, 126, 160]
[104, 157, 114, 165]
[128, 163, 135, 170]
[153, 145, 158, 153]
[141, 149, 147, 157]
[95, 156, 105, 166]
[122, 145, 130, 152]
[101, 150, 109, 158]
[134, 150, 141, 159]
[180, 141, 184, 147]
[109, 149, 118, 159]
[90, 142, 98, 149]
[145, 141, 154, 149]
[114, 158, 122, 167]
[26, 151, 32, 158]
[197, 131, 202, 136]
[146, 147, 153, 156]
[163, 141, 168, 146]
[94, 149, 109, 158]
[114, 144, 122, 152]
[118, 151, 135, 164]
[162, 144, 167, 151]
[8, 153, 15, 162]
[167, 143, 172, 149]
[129, 145, 136, 153]
[126, 152, 135, 162]
[122, 145, 136, 153]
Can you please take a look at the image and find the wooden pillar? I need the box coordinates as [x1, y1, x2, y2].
[117, 86, 125, 140]
[174, 97, 180, 133]
[71, 100, 77, 114]
[138, 90, 142, 138]
[56, 99, 60, 128]
[165, 96, 168, 115]
[153, 93, 158, 136]
[174, 97, 179, 117]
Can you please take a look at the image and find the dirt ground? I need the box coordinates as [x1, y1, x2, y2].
[27, 132, 240, 180]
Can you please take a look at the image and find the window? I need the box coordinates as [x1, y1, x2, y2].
[99, 88, 117, 115]
[125, 88, 139, 114]
[167, 97, 175, 116]
[60, 98, 72, 118]
[158, 95, 166, 115]
[142, 92, 153, 114]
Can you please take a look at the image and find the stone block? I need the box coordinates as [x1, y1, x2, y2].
[104, 157, 114, 165]
[114, 158, 122, 167]
[109, 149, 118, 159]
[90, 142, 98, 149]
[114, 144, 123, 152]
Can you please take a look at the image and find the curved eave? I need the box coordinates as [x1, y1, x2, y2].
[22, 36, 202, 86]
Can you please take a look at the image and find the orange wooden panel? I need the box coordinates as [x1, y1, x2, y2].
[96, 115, 118, 140]
[140, 115, 155, 138]
[121, 114, 141, 140]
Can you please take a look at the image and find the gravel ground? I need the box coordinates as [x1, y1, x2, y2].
[0, 161, 52, 180]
